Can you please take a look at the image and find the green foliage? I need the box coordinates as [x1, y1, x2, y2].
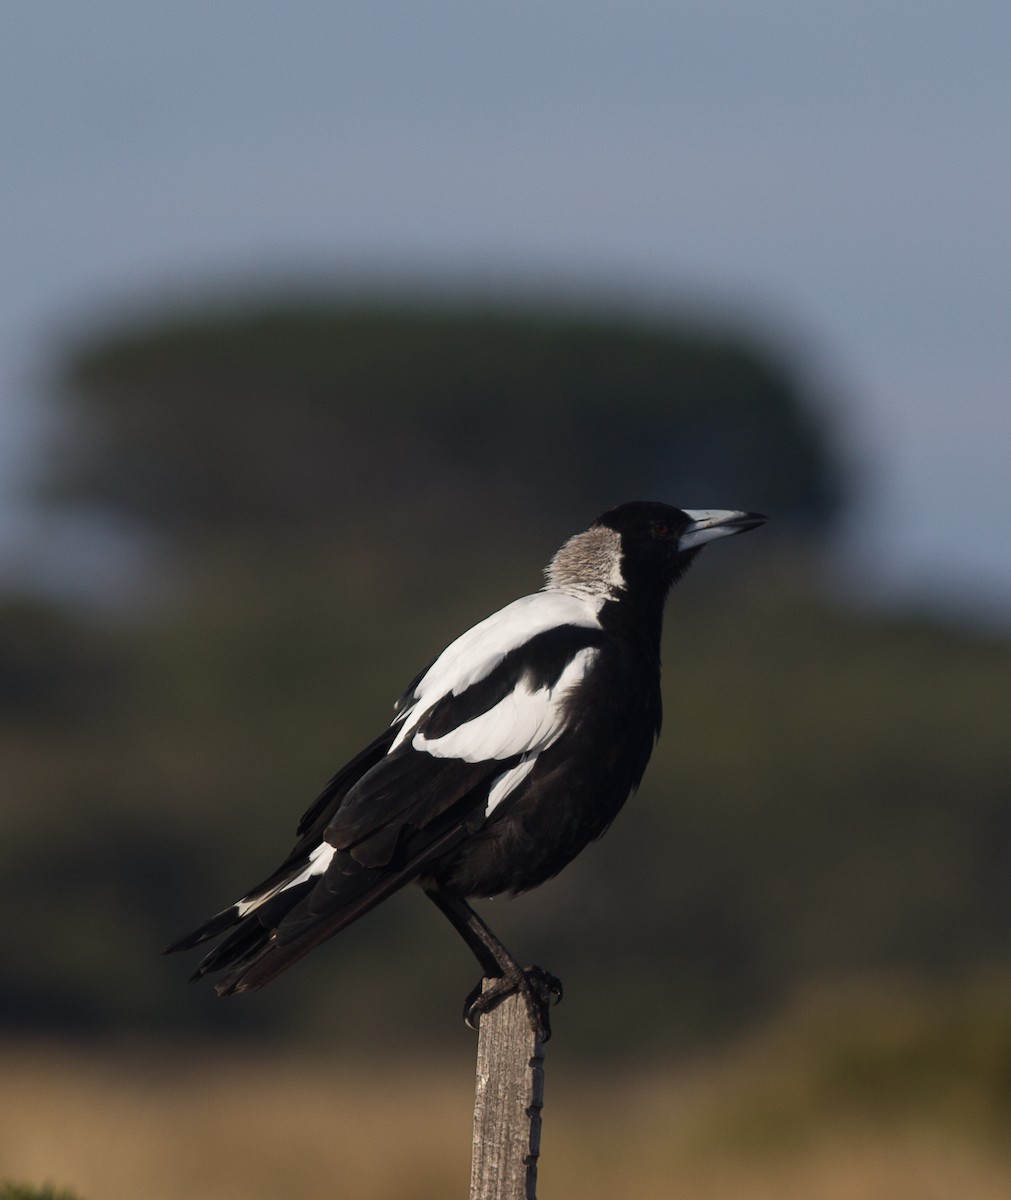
[0, 599, 126, 727]
[49, 301, 841, 557]
[698, 972, 1011, 1150]
[0, 1185, 84, 1200]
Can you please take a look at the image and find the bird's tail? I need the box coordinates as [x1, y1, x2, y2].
[165, 850, 403, 993]
[211, 861, 423, 995]
[166, 820, 470, 995]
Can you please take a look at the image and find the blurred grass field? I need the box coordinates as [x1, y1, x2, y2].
[5, 979, 1011, 1200]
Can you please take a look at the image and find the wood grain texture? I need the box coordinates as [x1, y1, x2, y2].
[470, 989, 546, 1200]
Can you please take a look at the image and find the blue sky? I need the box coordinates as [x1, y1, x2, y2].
[3, 2, 1009, 623]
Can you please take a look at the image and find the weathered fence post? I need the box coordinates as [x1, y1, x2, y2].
[469, 987, 547, 1200]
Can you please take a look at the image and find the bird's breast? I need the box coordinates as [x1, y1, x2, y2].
[431, 646, 661, 898]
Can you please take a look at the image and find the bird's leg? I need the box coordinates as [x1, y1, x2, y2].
[423, 884, 563, 1040]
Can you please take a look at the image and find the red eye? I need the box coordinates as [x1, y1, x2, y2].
[650, 522, 670, 539]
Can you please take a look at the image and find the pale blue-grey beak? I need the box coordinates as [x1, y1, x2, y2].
[678, 509, 767, 552]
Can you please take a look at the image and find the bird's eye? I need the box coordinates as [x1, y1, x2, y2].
[649, 521, 670, 539]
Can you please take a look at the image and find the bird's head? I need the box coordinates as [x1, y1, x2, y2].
[546, 501, 766, 600]
[598, 501, 766, 592]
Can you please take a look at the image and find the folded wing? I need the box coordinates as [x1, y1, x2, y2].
[166, 594, 604, 993]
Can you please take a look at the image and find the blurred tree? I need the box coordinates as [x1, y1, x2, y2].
[46, 302, 842, 565]
[0, 599, 124, 727]
[12, 291, 1005, 1056]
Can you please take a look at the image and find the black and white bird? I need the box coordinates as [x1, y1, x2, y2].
[168, 502, 764, 1036]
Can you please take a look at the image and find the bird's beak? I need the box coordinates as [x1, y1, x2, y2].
[678, 509, 767, 552]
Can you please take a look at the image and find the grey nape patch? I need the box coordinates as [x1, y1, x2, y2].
[543, 526, 624, 597]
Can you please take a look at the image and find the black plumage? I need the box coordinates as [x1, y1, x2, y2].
[167, 501, 765, 1035]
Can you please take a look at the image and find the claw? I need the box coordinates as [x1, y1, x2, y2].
[463, 964, 563, 1040]
[463, 979, 485, 1030]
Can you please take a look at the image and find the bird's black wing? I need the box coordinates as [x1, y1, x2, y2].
[167, 598, 604, 994]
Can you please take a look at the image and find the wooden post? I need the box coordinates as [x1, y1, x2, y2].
[469, 987, 547, 1200]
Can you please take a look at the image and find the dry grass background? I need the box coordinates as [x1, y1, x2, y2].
[3, 1033, 1010, 1200]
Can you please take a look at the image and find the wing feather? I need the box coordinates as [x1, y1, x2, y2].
[325, 626, 602, 851]
[168, 588, 607, 988]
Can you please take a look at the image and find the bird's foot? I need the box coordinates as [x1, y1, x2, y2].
[463, 965, 563, 1041]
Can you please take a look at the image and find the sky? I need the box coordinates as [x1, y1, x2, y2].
[3, 1, 1010, 626]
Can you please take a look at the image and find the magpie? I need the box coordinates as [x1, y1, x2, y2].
[167, 501, 764, 1037]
